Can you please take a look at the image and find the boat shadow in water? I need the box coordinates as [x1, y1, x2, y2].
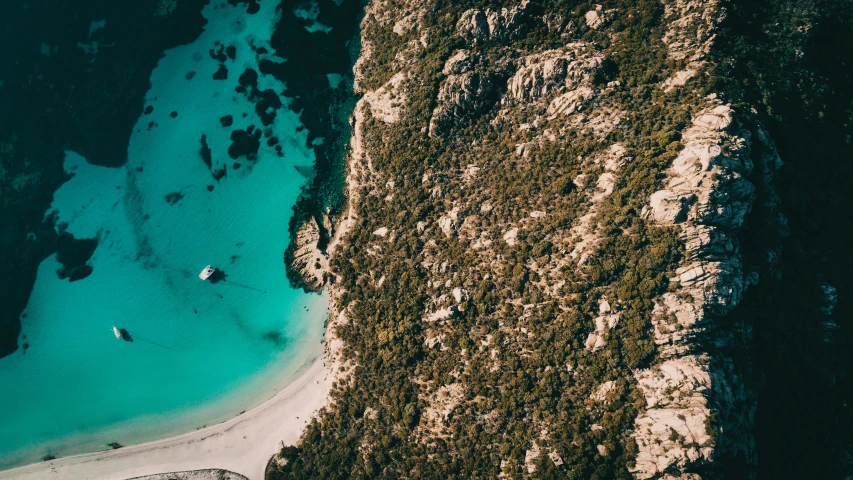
[209, 269, 266, 293]
[119, 328, 134, 342]
[208, 269, 227, 284]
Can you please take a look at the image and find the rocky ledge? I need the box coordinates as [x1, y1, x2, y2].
[632, 99, 773, 478]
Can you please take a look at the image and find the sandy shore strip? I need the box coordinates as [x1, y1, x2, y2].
[0, 354, 333, 480]
[127, 469, 247, 480]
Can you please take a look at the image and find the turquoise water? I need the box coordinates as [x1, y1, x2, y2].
[0, 1, 326, 468]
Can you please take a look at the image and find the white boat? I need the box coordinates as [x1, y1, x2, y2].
[113, 326, 122, 339]
[199, 265, 216, 281]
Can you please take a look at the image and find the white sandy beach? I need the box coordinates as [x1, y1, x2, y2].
[0, 353, 333, 480]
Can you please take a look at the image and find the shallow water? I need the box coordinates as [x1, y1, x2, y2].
[0, 1, 326, 468]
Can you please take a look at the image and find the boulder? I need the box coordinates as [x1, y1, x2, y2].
[506, 44, 602, 104]
[649, 190, 688, 224]
[584, 5, 616, 29]
[290, 218, 328, 291]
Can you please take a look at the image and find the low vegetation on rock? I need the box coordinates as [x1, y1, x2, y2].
[275, 0, 853, 478]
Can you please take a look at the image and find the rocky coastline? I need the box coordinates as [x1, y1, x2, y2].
[275, 0, 830, 478]
[272, 0, 364, 293]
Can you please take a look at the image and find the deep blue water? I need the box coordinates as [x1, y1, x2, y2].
[0, 1, 326, 468]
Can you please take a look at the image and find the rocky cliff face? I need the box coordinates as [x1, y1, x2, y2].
[633, 98, 786, 477]
[629, 1, 790, 476]
[280, 0, 795, 478]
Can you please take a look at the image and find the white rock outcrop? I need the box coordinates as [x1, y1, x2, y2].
[290, 218, 329, 291]
[456, 1, 534, 44]
[659, 0, 724, 92]
[505, 43, 602, 104]
[584, 5, 616, 29]
[631, 98, 779, 478]
[645, 103, 755, 312]
[363, 72, 408, 123]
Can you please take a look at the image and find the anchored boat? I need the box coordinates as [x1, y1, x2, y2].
[113, 326, 122, 340]
[199, 265, 216, 281]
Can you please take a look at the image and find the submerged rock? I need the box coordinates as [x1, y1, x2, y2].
[55, 233, 98, 283]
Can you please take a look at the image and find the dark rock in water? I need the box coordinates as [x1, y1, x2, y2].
[294, 165, 315, 179]
[209, 44, 227, 63]
[233, 162, 241, 170]
[228, 126, 262, 160]
[225, 45, 237, 60]
[199, 134, 212, 169]
[220, 115, 233, 127]
[235, 67, 281, 125]
[253, 89, 282, 126]
[229, 0, 260, 15]
[207, 185, 215, 192]
[147, 121, 157, 130]
[237, 68, 258, 91]
[170, 111, 178, 118]
[143, 105, 153, 115]
[185, 71, 196, 80]
[262, 330, 285, 347]
[268, 0, 360, 293]
[136, 167, 144, 172]
[213, 64, 228, 80]
[258, 59, 287, 80]
[267, 136, 279, 147]
[213, 167, 227, 181]
[255, 46, 268, 55]
[55, 233, 98, 283]
[164, 192, 184, 205]
[66, 265, 94, 282]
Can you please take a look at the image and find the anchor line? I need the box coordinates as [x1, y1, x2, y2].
[123, 330, 172, 350]
[219, 280, 266, 293]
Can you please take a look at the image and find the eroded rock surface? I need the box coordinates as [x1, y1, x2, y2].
[290, 217, 329, 291]
[633, 97, 783, 478]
